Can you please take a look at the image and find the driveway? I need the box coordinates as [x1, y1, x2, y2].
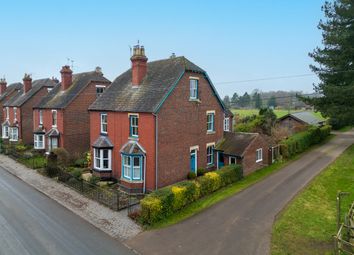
[0, 168, 134, 255]
[126, 130, 354, 255]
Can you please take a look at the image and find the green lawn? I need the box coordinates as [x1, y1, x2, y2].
[271, 145, 354, 255]
[231, 109, 325, 119]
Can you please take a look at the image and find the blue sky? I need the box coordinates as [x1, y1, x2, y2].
[0, 0, 325, 97]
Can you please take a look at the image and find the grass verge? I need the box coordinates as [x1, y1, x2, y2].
[146, 135, 334, 230]
[338, 126, 353, 132]
[271, 144, 354, 255]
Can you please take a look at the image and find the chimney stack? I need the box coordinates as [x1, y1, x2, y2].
[23, 74, 32, 93]
[60, 65, 73, 90]
[0, 78, 7, 94]
[130, 45, 148, 86]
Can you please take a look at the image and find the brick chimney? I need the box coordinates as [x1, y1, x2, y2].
[130, 45, 148, 86]
[0, 78, 7, 94]
[60, 65, 73, 90]
[23, 74, 32, 93]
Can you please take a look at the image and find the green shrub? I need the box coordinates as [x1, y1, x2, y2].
[45, 152, 59, 177]
[15, 143, 27, 152]
[139, 164, 243, 225]
[197, 168, 206, 176]
[280, 125, 331, 159]
[74, 158, 86, 168]
[71, 168, 83, 179]
[53, 148, 70, 167]
[187, 172, 197, 180]
[88, 175, 100, 185]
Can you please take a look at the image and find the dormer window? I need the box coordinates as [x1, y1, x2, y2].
[96, 85, 106, 97]
[100, 113, 107, 134]
[52, 110, 57, 127]
[189, 78, 199, 100]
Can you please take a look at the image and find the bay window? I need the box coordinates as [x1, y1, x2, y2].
[93, 148, 112, 171]
[9, 127, 18, 141]
[34, 134, 45, 149]
[2, 125, 9, 138]
[122, 154, 143, 181]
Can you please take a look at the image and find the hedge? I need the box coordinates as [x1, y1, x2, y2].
[140, 164, 243, 224]
[280, 125, 331, 159]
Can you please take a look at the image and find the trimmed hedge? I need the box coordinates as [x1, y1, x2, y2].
[140, 164, 243, 224]
[280, 125, 331, 159]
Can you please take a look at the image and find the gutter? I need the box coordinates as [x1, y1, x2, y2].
[153, 113, 158, 190]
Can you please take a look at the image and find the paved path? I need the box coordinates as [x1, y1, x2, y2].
[127, 130, 354, 255]
[0, 167, 135, 255]
[0, 154, 141, 241]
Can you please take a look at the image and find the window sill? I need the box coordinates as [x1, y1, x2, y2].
[120, 177, 143, 183]
[128, 136, 139, 140]
[256, 159, 263, 163]
[92, 168, 112, 173]
[206, 164, 215, 169]
[189, 98, 201, 103]
[207, 131, 216, 135]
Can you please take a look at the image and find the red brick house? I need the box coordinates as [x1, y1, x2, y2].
[0, 79, 23, 138]
[33, 66, 110, 155]
[89, 46, 231, 192]
[2, 74, 57, 144]
[215, 132, 269, 175]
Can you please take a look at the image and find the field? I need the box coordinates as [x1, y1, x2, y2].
[231, 109, 325, 120]
[271, 144, 354, 255]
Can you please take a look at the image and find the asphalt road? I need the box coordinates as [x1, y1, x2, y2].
[127, 131, 354, 255]
[0, 168, 134, 255]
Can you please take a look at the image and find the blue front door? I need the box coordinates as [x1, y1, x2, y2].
[218, 152, 224, 169]
[190, 149, 196, 173]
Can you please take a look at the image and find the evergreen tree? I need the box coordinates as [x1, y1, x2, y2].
[253, 93, 262, 109]
[267, 95, 277, 108]
[306, 0, 354, 128]
[239, 92, 251, 108]
[231, 93, 239, 108]
[223, 95, 231, 108]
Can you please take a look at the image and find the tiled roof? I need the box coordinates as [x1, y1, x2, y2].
[279, 111, 325, 126]
[216, 132, 259, 157]
[35, 71, 110, 109]
[4, 79, 57, 107]
[92, 135, 114, 148]
[0, 83, 23, 102]
[88, 56, 212, 113]
[46, 128, 60, 137]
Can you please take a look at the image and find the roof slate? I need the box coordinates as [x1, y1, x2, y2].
[216, 132, 259, 157]
[4, 79, 57, 107]
[279, 111, 324, 126]
[92, 135, 114, 148]
[36, 71, 110, 109]
[88, 56, 208, 113]
[0, 83, 23, 102]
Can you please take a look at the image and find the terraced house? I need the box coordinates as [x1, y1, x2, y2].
[2, 75, 57, 144]
[0, 79, 23, 138]
[89, 45, 232, 192]
[33, 66, 111, 155]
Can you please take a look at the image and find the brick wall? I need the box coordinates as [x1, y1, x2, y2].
[277, 116, 307, 134]
[156, 72, 224, 188]
[241, 135, 269, 175]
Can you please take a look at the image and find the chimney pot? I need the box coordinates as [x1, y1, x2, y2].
[23, 73, 32, 93]
[0, 78, 7, 94]
[60, 65, 73, 90]
[130, 45, 148, 86]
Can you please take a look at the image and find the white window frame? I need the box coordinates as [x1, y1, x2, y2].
[2, 125, 9, 138]
[52, 110, 57, 127]
[189, 79, 198, 100]
[129, 114, 139, 138]
[13, 107, 17, 121]
[9, 127, 18, 142]
[5, 107, 9, 120]
[48, 137, 58, 151]
[207, 144, 215, 165]
[39, 110, 43, 125]
[229, 156, 237, 165]
[123, 155, 131, 179]
[100, 113, 108, 134]
[207, 112, 215, 132]
[256, 148, 263, 163]
[132, 157, 142, 180]
[93, 148, 112, 171]
[34, 134, 45, 149]
[96, 85, 106, 97]
[224, 117, 230, 131]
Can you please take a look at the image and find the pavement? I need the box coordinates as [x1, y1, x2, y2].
[0, 167, 135, 255]
[126, 130, 354, 255]
[0, 154, 141, 241]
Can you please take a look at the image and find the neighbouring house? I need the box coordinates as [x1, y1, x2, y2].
[215, 132, 269, 176]
[33, 66, 111, 155]
[89, 45, 230, 192]
[0, 79, 23, 138]
[2, 74, 57, 144]
[277, 111, 325, 134]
